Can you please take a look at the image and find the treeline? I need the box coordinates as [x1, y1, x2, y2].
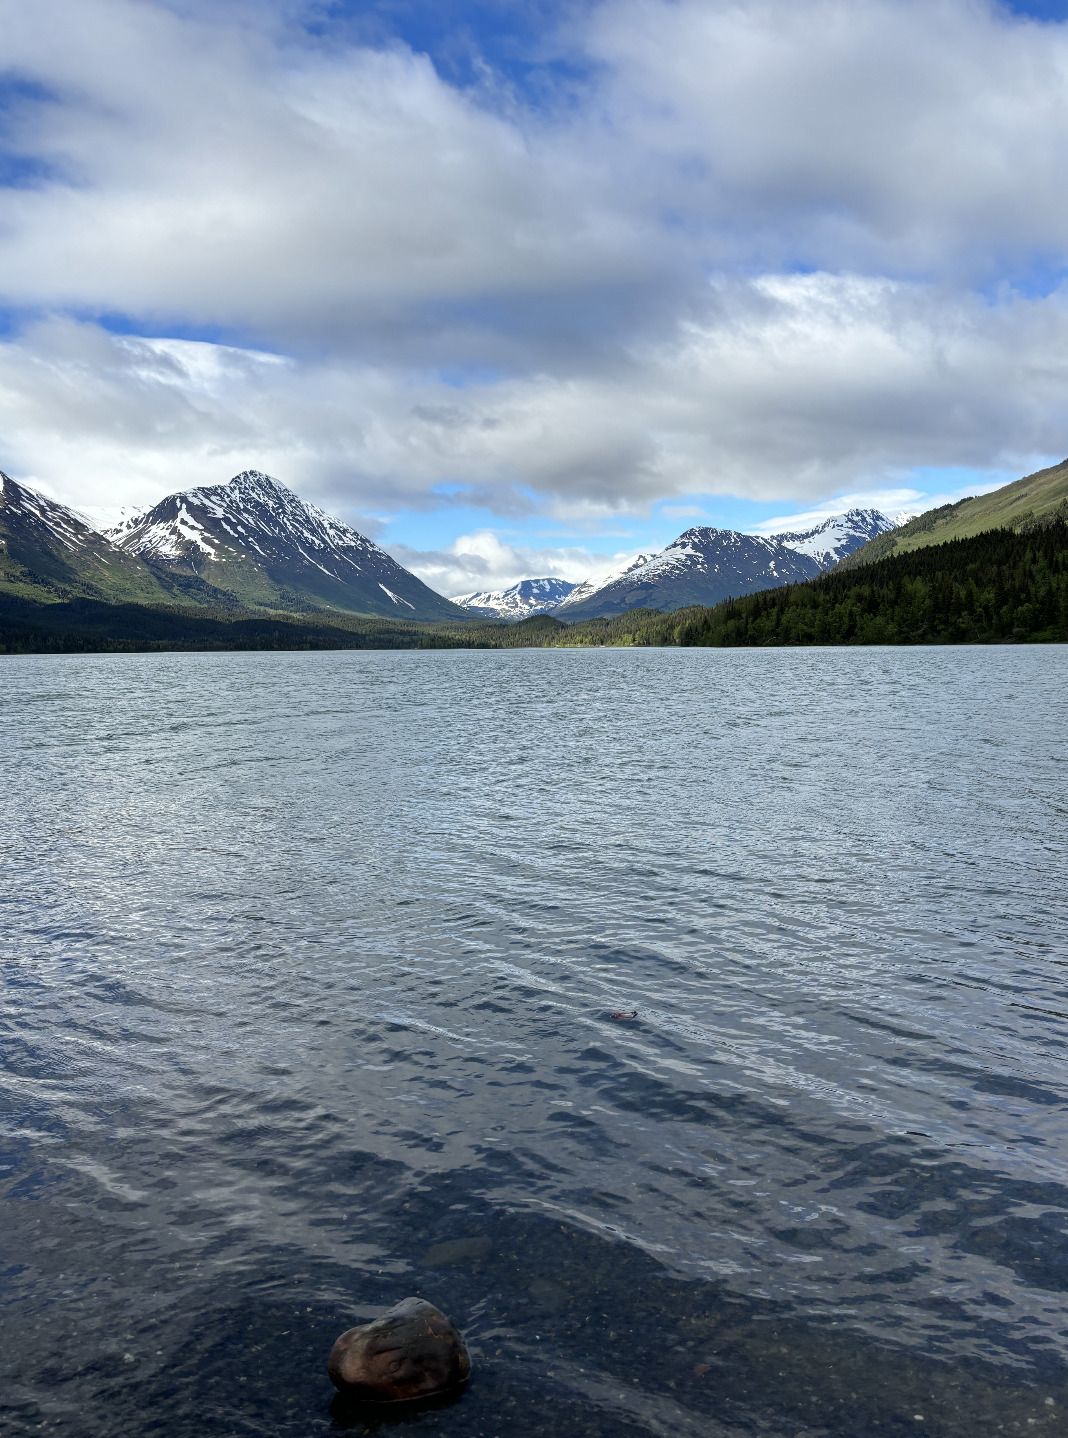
[2, 524, 1066, 654]
[0, 592, 575, 655]
[0, 594, 475, 654]
[554, 523, 1068, 648]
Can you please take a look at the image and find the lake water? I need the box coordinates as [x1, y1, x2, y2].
[1, 646, 1067, 1438]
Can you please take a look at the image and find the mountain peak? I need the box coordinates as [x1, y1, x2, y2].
[774, 509, 895, 565]
[107, 470, 466, 620]
[187, 469, 304, 514]
[551, 509, 894, 620]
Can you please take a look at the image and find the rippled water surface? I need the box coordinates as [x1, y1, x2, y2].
[2, 646, 1067, 1438]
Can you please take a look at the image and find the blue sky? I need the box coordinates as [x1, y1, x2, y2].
[2, 0, 1068, 594]
[1006, 1, 1068, 15]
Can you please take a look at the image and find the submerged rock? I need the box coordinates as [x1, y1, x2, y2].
[327, 1297, 471, 1403]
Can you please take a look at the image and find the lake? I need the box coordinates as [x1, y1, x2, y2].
[1, 646, 1066, 1437]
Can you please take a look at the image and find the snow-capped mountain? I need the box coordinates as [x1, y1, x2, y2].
[0, 473, 177, 605]
[553, 509, 895, 620]
[553, 554, 658, 615]
[108, 470, 468, 620]
[774, 509, 895, 566]
[453, 576, 577, 620]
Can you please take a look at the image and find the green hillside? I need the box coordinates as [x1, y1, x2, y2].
[841, 457, 1068, 568]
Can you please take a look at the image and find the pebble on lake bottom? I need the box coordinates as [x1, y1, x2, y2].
[327, 1296, 471, 1403]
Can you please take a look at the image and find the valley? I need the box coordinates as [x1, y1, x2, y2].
[3, 459, 1068, 653]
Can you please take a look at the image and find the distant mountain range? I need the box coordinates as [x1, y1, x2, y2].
[451, 513, 895, 624]
[549, 509, 894, 620]
[452, 576, 577, 620]
[2, 467, 902, 630]
[1, 470, 468, 622]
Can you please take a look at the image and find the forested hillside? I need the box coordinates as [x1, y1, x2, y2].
[0, 594, 556, 654]
[553, 524, 1068, 648]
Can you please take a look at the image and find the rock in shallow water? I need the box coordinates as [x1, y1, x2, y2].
[327, 1297, 471, 1402]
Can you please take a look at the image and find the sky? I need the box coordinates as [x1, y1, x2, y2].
[3, 0, 1068, 595]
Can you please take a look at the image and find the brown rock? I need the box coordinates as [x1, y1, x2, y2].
[327, 1297, 471, 1403]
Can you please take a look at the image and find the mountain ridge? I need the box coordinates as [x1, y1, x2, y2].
[0, 473, 218, 608]
[553, 509, 893, 620]
[4, 522, 1064, 654]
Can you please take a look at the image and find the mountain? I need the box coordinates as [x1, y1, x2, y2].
[840, 459, 1068, 570]
[553, 509, 893, 620]
[0, 467, 471, 621]
[544, 523, 1068, 650]
[774, 509, 897, 566]
[453, 576, 577, 620]
[0, 472, 191, 606]
[554, 554, 658, 615]
[107, 470, 469, 620]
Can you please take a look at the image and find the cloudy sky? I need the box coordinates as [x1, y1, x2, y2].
[3, 0, 1068, 594]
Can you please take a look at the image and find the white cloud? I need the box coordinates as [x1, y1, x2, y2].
[5, 272, 1068, 525]
[0, 0, 648, 339]
[2, 0, 1068, 544]
[588, 0, 1068, 276]
[387, 531, 640, 597]
[5, 0, 1068, 337]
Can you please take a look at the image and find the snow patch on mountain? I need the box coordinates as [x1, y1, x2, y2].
[77, 503, 146, 535]
[379, 584, 415, 609]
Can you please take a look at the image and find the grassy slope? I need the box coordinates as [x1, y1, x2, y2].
[0, 515, 186, 610]
[841, 458, 1068, 569]
[0, 546, 246, 612]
